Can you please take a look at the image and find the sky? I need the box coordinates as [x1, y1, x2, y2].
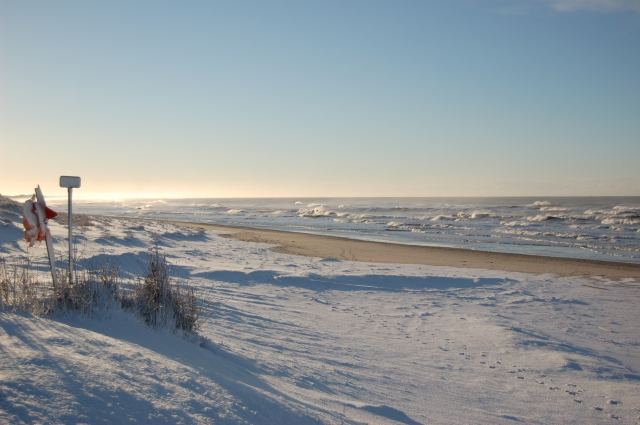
[1, 0, 639, 199]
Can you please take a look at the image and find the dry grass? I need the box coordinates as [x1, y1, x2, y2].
[127, 248, 199, 332]
[0, 257, 49, 314]
[1, 249, 200, 333]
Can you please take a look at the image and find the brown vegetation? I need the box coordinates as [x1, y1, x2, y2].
[0, 249, 200, 333]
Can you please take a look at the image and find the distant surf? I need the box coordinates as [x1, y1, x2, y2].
[47, 197, 640, 264]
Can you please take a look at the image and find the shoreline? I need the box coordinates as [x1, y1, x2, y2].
[163, 219, 640, 280]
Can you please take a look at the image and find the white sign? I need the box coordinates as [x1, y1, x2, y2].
[60, 176, 81, 188]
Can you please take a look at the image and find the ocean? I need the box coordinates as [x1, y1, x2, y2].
[49, 197, 640, 264]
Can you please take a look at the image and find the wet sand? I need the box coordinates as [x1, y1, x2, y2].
[170, 220, 640, 280]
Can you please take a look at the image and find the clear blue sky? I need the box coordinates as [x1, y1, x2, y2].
[1, 0, 639, 198]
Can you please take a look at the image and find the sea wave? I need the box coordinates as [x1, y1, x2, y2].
[74, 197, 639, 263]
[431, 215, 455, 221]
[582, 205, 640, 226]
[298, 205, 335, 218]
[601, 217, 640, 226]
[539, 206, 569, 212]
[462, 210, 492, 219]
[526, 214, 566, 222]
[528, 200, 552, 208]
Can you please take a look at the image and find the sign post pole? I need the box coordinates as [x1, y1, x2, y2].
[60, 176, 81, 284]
[67, 186, 72, 282]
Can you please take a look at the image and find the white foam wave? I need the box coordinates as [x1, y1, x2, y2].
[470, 210, 491, 219]
[528, 200, 551, 208]
[431, 215, 454, 221]
[601, 217, 640, 226]
[501, 220, 530, 227]
[539, 206, 569, 212]
[580, 205, 640, 226]
[613, 205, 640, 213]
[496, 228, 543, 237]
[298, 205, 335, 218]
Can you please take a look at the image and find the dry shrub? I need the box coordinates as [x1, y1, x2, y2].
[126, 248, 199, 332]
[51, 269, 116, 317]
[0, 257, 48, 314]
[172, 284, 199, 333]
[0, 255, 116, 317]
[1, 248, 200, 333]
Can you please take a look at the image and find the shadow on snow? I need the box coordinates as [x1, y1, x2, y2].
[193, 270, 507, 292]
[0, 311, 323, 425]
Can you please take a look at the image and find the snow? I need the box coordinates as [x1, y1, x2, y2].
[1, 211, 639, 424]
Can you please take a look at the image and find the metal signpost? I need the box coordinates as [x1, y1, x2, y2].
[59, 176, 81, 283]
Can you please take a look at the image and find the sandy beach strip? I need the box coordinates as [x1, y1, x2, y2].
[167, 220, 640, 280]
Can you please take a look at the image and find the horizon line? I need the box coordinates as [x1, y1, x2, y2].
[5, 193, 640, 201]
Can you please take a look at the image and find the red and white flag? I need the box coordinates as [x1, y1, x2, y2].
[22, 195, 57, 247]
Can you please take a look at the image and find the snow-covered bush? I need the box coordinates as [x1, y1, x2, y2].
[172, 284, 199, 332]
[52, 267, 118, 316]
[1, 248, 200, 333]
[126, 248, 199, 332]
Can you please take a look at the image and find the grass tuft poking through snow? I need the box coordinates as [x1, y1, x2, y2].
[126, 248, 199, 332]
[0, 257, 48, 314]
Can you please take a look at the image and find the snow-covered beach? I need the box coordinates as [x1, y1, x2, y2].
[3, 0, 639, 422]
[1, 196, 639, 424]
